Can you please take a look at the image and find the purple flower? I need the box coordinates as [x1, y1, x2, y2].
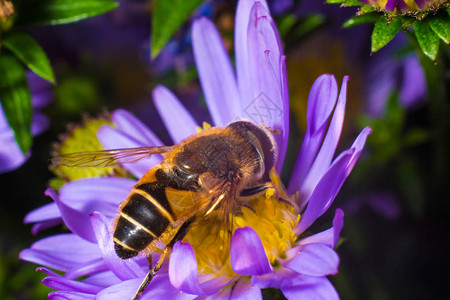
[365, 44, 426, 117]
[358, 0, 447, 13]
[0, 72, 52, 174]
[21, 0, 371, 299]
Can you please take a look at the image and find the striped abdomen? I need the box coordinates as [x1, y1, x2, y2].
[113, 180, 175, 259]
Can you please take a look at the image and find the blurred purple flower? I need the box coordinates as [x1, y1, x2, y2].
[21, 0, 371, 298]
[344, 192, 402, 220]
[0, 72, 52, 174]
[365, 48, 426, 117]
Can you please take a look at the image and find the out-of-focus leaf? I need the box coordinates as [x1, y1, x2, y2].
[278, 13, 325, 44]
[371, 16, 402, 53]
[0, 55, 32, 154]
[413, 21, 440, 61]
[277, 14, 297, 38]
[343, 12, 380, 28]
[326, 0, 345, 4]
[397, 158, 425, 217]
[291, 14, 325, 39]
[428, 12, 450, 44]
[151, 0, 205, 59]
[54, 74, 100, 115]
[16, 0, 118, 26]
[2, 32, 55, 83]
[359, 92, 405, 163]
[403, 128, 430, 147]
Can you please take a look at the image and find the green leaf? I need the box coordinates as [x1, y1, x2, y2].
[343, 12, 380, 28]
[399, 16, 415, 29]
[343, 0, 365, 6]
[371, 16, 402, 53]
[396, 158, 425, 217]
[0, 55, 32, 154]
[291, 14, 325, 39]
[403, 128, 430, 147]
[428, 12, 450, 44]
[16, 0, 119, 26]
[326, 0, 345, 4]
[3, 32, 55, 83]
[151, 0, 205, 59]
[413, 21, 440, 61]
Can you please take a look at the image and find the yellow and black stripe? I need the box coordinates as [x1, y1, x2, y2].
[113, 181, 175, 259]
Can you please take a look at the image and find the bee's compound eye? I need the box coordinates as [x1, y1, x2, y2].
[114, 241, 138, 259]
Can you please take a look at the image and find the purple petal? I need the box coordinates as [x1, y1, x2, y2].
[31, 218, 62, 235]
[31, 89, 53, 109]
[230, 279, 262, 300]
[414, 0, 425, 9]
[281, 276, 339, 300]
[59, 177, 134, 220]
[48, 291, 95, 300]
[27, 72, 51, 93]
[365, 56, 396, 117]
[169, 241, 227, 295]
[48, 177, 133, 243]
[230, 227, 272, 275]
[192, 17, 241, 126]
[332, 209, 344, 247]
[399, 55, 426, 109]
[246, 3, 288, 170]
[340, 127, 372, 192]
[367, 193, 401, 220]
[42, 274, 103, 294]
[205, 286, 232, 300]
[296, 127, 371, 235]
[19, 234, 100, 272]
[295, 150, 353, 235]
[64, 258, 108, 280]
[43, 178, 133, 241]
[82, 270, 122, 287]
[90, 212, 145, 280]
[97, 125, 161, 178]
[298, 77, 349, 207]
[46, 188, 97, 243]
[286, 244, 339, 276]
[288, 74, 338, 195]
[297, 209, 344, 248]
[318, 127, 371, 216]
[385, 0, 397, 11]
[112, 109, 164, 147]
[0, 106, 26, 173]
[24, 202, 60, 224]
[153, 85, 198, 143]
[31, 111, 50, 135]
[251, 269, 299, 290]
[235, 0, 269, 109]
[97, 274, 196, 300]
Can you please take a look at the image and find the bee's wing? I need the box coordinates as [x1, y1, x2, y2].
[51, 146, 173, 168]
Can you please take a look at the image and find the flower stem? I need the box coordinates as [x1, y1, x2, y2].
[406, 31, 449, 189]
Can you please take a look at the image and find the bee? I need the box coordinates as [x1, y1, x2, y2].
[52, 121, 277, 299]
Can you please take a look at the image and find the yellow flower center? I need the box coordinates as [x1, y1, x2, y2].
[51, 115, 128, 184]
[184, 170, 300, 278]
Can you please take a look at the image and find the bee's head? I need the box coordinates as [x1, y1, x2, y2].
[227, 121, 277, 181]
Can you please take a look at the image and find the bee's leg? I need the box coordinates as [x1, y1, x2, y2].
[147, 253, 153, 271]
[239, 184, 271, 199]
[132, 217, 196, 300]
